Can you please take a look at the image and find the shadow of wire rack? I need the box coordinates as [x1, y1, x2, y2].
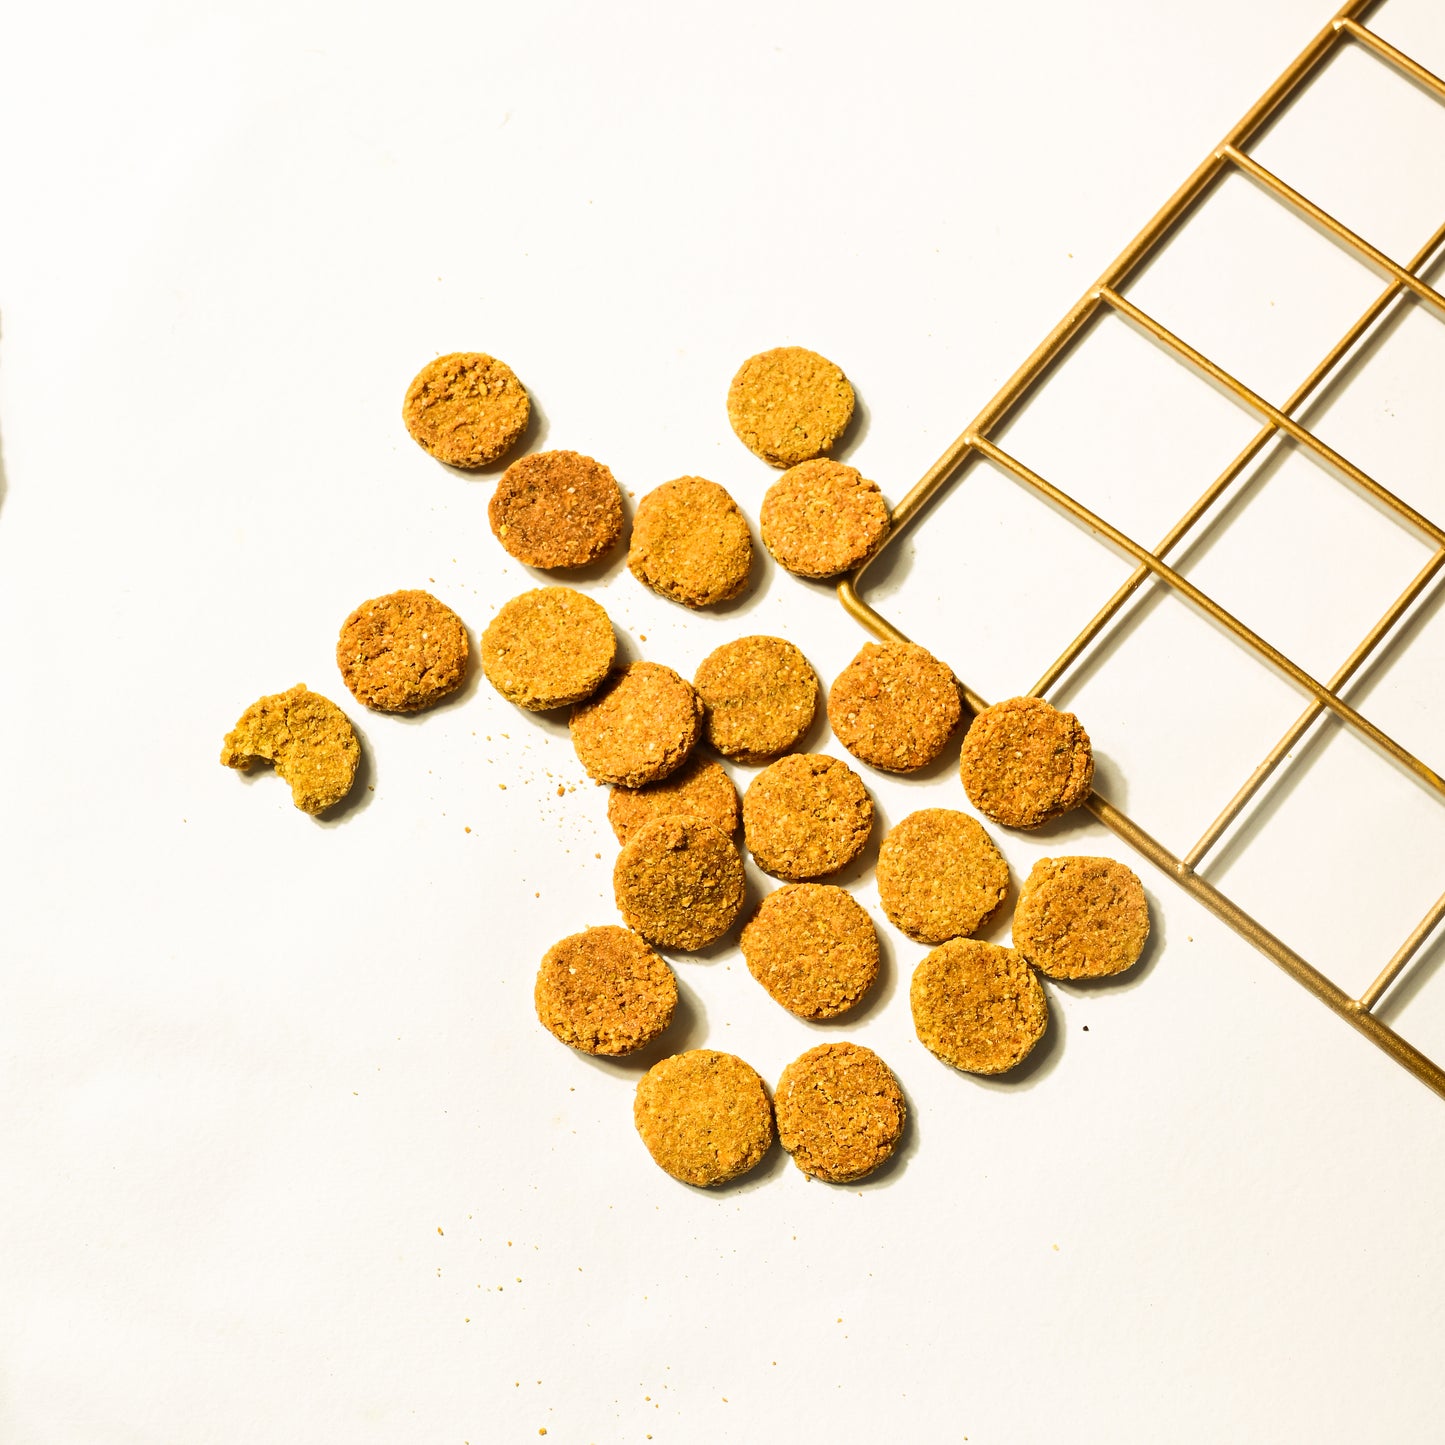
[839, 0, 1445, 1098]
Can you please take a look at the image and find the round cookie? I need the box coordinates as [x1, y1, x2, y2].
[828, 641, 961, 773]
[570, 662, 703, 788]
[876, 809, 1009, 944]
[910, 939, 1048, 1076]
[740, 884, 879, 1019]
[959, 696, 1094, 829]
[219, 683, 360, 815]
[1012, 856, 1150, 980]
[481, 586, 615, 711]
[607, 754, 740, 844]
[742, 753, 873, 881]
[693, 635, 819, 764]
[774, 1043, 906, 1184]
[628, 476, 753, 608]
[613, 817, 746, 951]
[726, 346, 855, 468]
[336, 589, 469, 713]
[489, 450, 624, 569]
[401, 352, 530, 468]
[633, 1050, 774, 1187]
[534, 925, 677, 1056]
[759, 460, 890, 579]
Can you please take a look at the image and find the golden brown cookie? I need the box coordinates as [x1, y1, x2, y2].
[570, 662, 703, 788]
[336, 589, 470, 713]
[607, 754, 740, 844]
[959, 696, 1094, 829]
[742, 753, 873, 881]
[613, 817, 746, 950]
[759, 460, 890, 579]
[774, 1043, 906, 1183]
[693, 636, 819, 765]
[740, 884, 879, 1019]
[534, 925, 678, 1056]
[911, 939, 1048, 1076]
[401, 352, 530, 468]
[1012, 856, 1150, 980]
[876, 809, 1009, 944]
[633, 1050, 774, 1187]
[627, 476, 753, 608]
[726, 346, 855, 468]
[481, 586, 615, 711]
[489, 450, 624, 569]
[828, 641, 962, 773]
[220, 684, 360, 815]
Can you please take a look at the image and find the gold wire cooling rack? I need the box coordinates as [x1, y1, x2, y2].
[839, 0, 1445, 1098]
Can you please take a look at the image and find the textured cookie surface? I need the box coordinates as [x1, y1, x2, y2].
[336, 589, 469, 713]
[740, 883, 879, 1019]
[828, 642, 961, 773]
[1012, 856, 1150, 980]
[959, 696, 1094, 829]
[775, 1043, 906, 1183]
[876, 809, 1009, 944]
[694, 635, 819, 764]
[607, 754, 740, 844]
[570, 662, 703, 788]
[628, 476, 752, 608]
[633, 1050, 774, 1187]
[911, 939, 1048, 1076]
[726, 346, 855, 468]
[759, 460, 890, 579]
[220, 683, 360, 815]
[489, 450, 624, 568]
[742, 753, 873, 881]
[401, 352, 530, 468]
[481, 586, 615, 711]
[613, 817, 746, 950]
[534, 925, 677, 1056]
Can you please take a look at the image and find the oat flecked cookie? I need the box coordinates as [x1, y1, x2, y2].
[742, 753, 873, 881]
[775, 1043, 906, 1184]
[876, 809, 1009, 944]
[401, 352, 530, 468]
[489, 450, 624, 568]
[607, 753, 740, 844]
[481, 586, 615, 711]
[740, 884, 879, 1019]
[960, 696, 1094, 829]
[693, 636, 819, 764]
[628, 477, 753, 608]
[534, 925, 678, 1055]
[1012, 856, 1150, 980]
[336, 589, 470, 713]
[614, 817, 746, 950]
[220, 684, 360, 815]
[727, 347, 855, 468]
[634, 1049, 774, 1187]
[570, 662, 703, 788]
[911, 939, 1048, 1076]
[759, 460, 890, 579]
[828, 641, 962, 773]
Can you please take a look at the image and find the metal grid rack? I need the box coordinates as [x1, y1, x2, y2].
[839, 0, 1445, 1097]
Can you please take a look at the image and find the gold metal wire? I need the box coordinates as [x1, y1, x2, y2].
[838, 0, 1445, 1098]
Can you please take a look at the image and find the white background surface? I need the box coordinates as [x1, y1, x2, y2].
[4, 2, 1445, 1441]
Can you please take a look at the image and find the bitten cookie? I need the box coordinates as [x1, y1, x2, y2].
[534, 925, 677, 1056]
[570, 662, 703, 788]
[634, 1050, 774, 1187]
[481, 586, 615, 711]
[607, 754, 740, 844]
[614, 817, 746, 950]
[774, 1043, 906, 1184]
[727, 346, 855, 468]
[959, 696, 1094, 829]
[489, 450, 624, 568]
[876, 809, 1008, 944]
[828, 642, 961, 773]
[910, 939, 1048, 1076]
[628, 476, 752, 608]
[336, 589, 469, 713]
[759, 460, 890, 579]
[1012, 856, 1150, 980]
[740, 884, 879, 1019]
[693, 635, 819, 764]
[220, 684, 360, 815]
[401, 352, 530, 468]
[742, 754, 873, 881]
